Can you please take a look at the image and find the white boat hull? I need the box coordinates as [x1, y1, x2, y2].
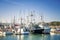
[0, 31, 6, 36]
[15, 29, 29, 35]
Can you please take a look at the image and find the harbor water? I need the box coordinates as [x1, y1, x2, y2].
[0, 34, 60, 40]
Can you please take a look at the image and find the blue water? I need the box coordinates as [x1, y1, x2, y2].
[0, 34, 60, 40]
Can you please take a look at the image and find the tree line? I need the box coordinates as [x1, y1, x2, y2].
[48, 21, 60, 26]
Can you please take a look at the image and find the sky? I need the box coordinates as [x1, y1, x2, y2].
[0, 0, 60, 23]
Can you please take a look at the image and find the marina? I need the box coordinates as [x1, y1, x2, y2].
[0, 0, 60, 40]
[0, 11, 60, 36]
[0, 16, 51, 35]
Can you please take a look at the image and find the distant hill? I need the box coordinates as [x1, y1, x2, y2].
[48, 21, 60, 26]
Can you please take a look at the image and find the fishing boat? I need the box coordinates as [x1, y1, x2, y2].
[5, 31, 13, 35]
[4, 26, 13, 35]
[50, 28, 56, 35]
[14, 21, 29, 35]
[29, 17, 50, 34]
[21, 27, 29, 35]
[0, 29, 6, 36]
[43, 26, 51, 34]
[28, 14, 44, 34]
[50, 27, 60, 34]
[0, 31, 5, 36]
[14, 27, 29, 35]
[29, 24, 44, 34]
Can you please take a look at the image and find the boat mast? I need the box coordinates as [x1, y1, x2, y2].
[26, 16, 29, 27]
[13, 16, 15, 29]
[21, 17, 23, 27]
[33, 10, 35, 24]
[13, 16, 15, 27]
[30, 11, 33, 32]
[24, 10, 25, 27]
[41, 16, 43, 23]
[40, 14, 44, 28]
[30, 10, 35, 24]
[30, 11, 33, 24]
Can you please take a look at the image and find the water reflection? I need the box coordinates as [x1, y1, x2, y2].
[50, 34, 60, 40]
[29, 34, 44, 40]
[0, 34, 60, 40]
[16, 34, 60, 40]
[29, 34, 51, 40]
[16, 35, 29, 40]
